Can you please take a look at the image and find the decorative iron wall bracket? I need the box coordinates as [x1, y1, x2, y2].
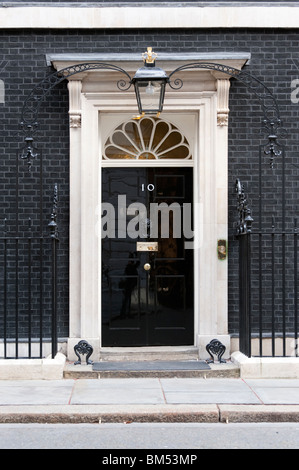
[168, 62, 286, 167]
[19, 62, 133, 172]
[169, 62, 279, 124]
[19, 59, 286, 169]
[21, 62, 133, 128]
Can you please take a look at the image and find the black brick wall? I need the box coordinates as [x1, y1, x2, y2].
[0, 27, 298, 339]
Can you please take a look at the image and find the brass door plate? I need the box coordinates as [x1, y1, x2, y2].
[217, 239, 227, 260]
[137, 242, 158, 252]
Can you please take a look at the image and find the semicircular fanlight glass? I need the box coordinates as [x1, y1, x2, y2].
[103, 117, 192, 160]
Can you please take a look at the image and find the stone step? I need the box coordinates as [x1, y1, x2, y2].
[98, 346, 200, 362]
[63, 361, 240, 379]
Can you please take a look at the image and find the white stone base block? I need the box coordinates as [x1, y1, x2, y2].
[0, 353, 66, 380]
[231, 351, 299, 379]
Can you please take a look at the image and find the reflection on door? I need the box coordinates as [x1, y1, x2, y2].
[102, 168, 194, 346]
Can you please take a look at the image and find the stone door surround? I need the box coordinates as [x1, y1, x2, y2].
[49, 52, 250, 360]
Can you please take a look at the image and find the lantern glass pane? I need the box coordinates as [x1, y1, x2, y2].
[137, 81, 163, 113]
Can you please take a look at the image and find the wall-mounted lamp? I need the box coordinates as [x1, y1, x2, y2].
[131, 47, 169, 117]
[20, 46, 284, 169]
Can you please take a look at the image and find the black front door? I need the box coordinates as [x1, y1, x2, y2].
[102, 167, 194, 346]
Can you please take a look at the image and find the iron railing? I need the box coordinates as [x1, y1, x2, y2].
[236, 162, 299, 357]
[0, 144, 59, 359]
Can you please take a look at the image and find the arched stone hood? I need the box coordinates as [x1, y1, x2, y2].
[48, 51, 250, 128]
[48, 52, 250, 94]
[47, 52, 250, 69]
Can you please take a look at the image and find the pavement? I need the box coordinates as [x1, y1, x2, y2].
[0, 377, 299, 424]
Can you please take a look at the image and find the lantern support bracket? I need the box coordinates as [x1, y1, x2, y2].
[19, 49, 286, 168]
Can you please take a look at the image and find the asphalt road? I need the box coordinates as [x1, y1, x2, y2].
[0, 423, 298, 450]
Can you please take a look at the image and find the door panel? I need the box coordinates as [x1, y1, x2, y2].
[102, 167, 194, 346]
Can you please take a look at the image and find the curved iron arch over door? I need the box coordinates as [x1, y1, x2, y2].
[19, 60, 285, 169]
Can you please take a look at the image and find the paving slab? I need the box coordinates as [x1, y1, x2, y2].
[160, 378, 261, 404]
[245, 379, 299, 405]
[160, 378, 250, 392]
[70, 378, 165, 405]
[246, 379, 299, 388]
[164, 391, 261, 405]
[0, 380, 74, 406]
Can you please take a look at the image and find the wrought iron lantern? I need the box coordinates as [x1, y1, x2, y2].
[131, 47, 169, 117]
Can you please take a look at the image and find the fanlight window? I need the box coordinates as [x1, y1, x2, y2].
[103, 117, 192, 160]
